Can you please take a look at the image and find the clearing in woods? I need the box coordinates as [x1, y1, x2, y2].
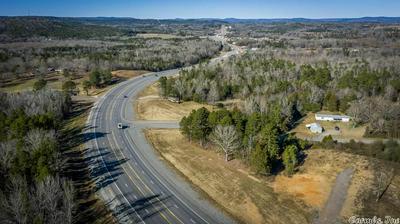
[135, 82, 214, 120]
[145, 128, 400, 223]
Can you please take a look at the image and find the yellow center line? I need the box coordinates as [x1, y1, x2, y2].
[104, 82, 179, 224]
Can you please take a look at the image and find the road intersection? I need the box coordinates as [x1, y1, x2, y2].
[86, 46, 239, 223]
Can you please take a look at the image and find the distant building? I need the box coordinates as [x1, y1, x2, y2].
[306, 123, 323, 134]
[315, 114, 350, 122]
[167, 97, 180, 103]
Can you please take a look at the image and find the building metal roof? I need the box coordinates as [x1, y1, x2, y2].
[315, 114, 350, 119]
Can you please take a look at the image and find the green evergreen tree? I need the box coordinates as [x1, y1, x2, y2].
[191, 107, 211, 146]
[101, 70, 113, 85]
[33, 78, 47, 91]
[282, 145, 298, 175]
[324, 92, 338, 111]
[250, 144, 271, 174]
[180, 114, 194, 142]
[82, 80, 92, 95]
[89, 70, 101, 87]
[62, 80, 76, 95]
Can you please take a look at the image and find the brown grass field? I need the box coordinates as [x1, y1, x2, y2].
[145, 129, 400, 224]
[0, 70, 148, 96]
[135, 82, 214, 120]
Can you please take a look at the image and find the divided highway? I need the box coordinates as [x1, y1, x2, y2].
[86, 48, 240, 223]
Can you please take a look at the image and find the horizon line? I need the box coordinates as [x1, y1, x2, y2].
[1, 15, 400, 20]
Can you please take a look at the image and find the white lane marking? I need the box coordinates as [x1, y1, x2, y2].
[125, 183, 128, 187]
[134, 161, 138, 166]
[190, 218, 196, 223]
[145, 209, 150, 214]
[174, 204, 179, 209]
[89, 95, 145, 224]
[133, 195, 138, 199]
[141, 170, 145, 174]
[150, 180, 154, 184]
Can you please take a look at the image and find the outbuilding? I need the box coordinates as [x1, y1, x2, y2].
[306, 123, 323, 134]
[315, 114, 350, 122]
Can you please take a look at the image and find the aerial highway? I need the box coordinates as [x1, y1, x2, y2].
[86, 46, 240, 223]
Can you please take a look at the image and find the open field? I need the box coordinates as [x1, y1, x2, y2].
[145, 129, 400, 223]
[0, 72, 83, 92]
[136, 82, 214, 120]
[145, 129, 313, 224]
[111, 70, 148, 79]
[292, 112, 367, 140]
[0, 70, 148, 96]
[136, 33, 184, 39]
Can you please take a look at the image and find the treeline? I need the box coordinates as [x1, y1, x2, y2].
[0, 17, 131, 42]
[0, 90, 75, 223]
[180, 107, 308, 175]
[0, 38, 222, 78]
[161, 54, 400, 138]
[318, 136, 400, 163]
[0, 17, 226, 42]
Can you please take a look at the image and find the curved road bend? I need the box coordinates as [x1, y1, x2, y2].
[86, 50, 239, 223]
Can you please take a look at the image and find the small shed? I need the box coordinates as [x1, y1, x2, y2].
[315, 114, 350, 122]
[306, 123, 323, 134]
[167, 97, 180, 103]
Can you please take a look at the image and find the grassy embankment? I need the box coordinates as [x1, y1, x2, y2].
[135, 82, 242, 121]
[0, 69, 148, 95]
[137, 83, 400, 224]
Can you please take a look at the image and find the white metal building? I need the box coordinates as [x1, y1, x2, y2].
[306, 123, 323, 134]
[315, 114, 350, 122]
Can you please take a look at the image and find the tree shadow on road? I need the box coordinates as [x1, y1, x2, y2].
[60, 99, 125, 223]
[110, 193, 173, 223]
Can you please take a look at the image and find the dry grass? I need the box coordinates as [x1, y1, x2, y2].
[145, 129, 312, 224]
[0, 72, 80, 92]
[111, 70, 148, 79]
[136, 83, 214, 121]
[1, 70, 148, 96]
[136, 33, 183, 39]
[145, 129, 400, 223]
[137, 99, 214, 120]
[283, 149, 374, 217]
[292, 112, 366, 139]
[138, 82, 160, 98]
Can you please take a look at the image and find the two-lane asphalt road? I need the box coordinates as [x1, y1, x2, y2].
[86, 50, 239, 223]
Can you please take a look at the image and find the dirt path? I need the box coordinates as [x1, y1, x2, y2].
[315, 168, 354, 224]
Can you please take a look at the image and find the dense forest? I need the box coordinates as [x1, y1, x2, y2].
[161, 53, 400, 138]
[0, 90, 75, 223]
[180, 107, 307, 175]
[0, 37, 222, 80]
[0, 17, 226, 42]
[0, 17, 131, 41]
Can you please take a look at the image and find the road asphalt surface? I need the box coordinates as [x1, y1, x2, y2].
[85, 49, 239, 223]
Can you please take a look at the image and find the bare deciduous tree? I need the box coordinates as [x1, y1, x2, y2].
[374, 168, 394, 202]
[174, 78, 185, 102]
[207, 81, 220, 103]
[211, 125, 241, 161]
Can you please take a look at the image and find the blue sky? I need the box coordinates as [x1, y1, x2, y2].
[1, 0, 399, 19]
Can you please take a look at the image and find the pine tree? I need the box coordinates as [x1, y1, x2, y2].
[250, 144, 270, 174]
[191, 107, 211, 146]
[324, 92, 338, 111]
[282, 145, 298, 175]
